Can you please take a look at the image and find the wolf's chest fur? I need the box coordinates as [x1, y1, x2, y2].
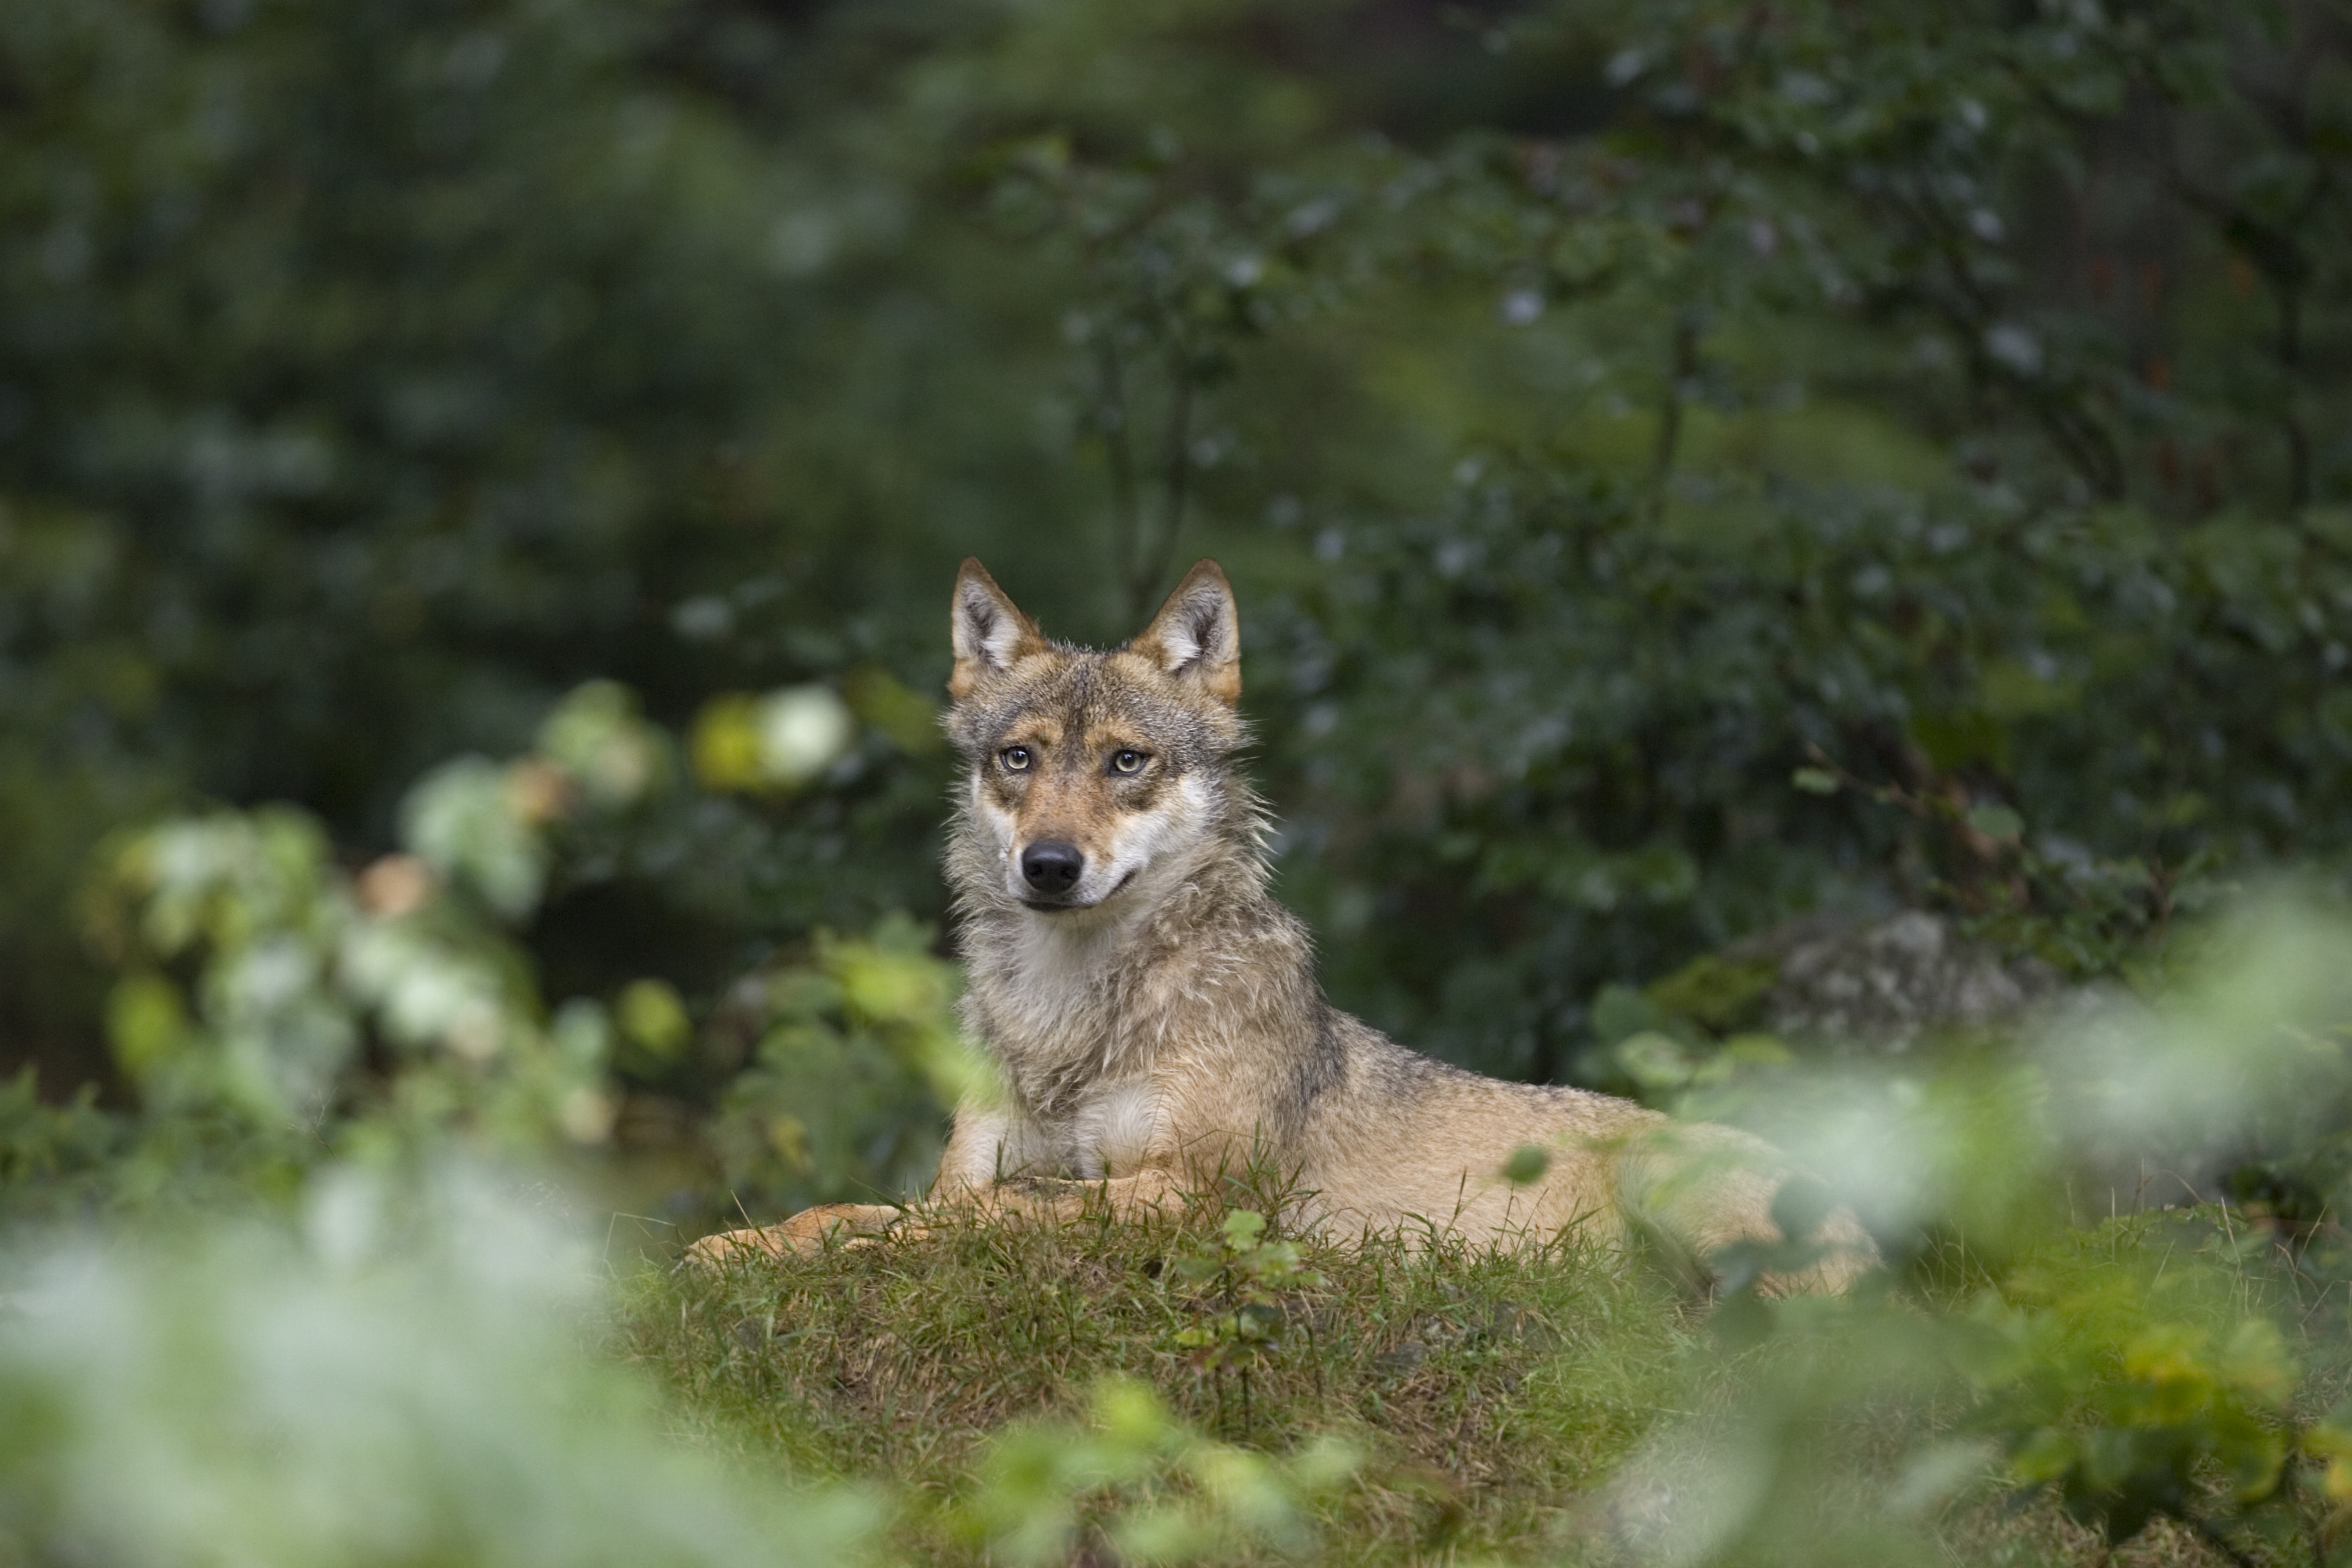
[1061, 1078, 1161, 1178]
[965, 905, 1168, 1111]
[983, 912, 1118, 1042]
[955, 913, 1173, 1177]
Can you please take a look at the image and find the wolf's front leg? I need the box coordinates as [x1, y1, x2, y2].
[683, 1102, 1007, 1267]
[683, 1202, 907, 1266]
[956, 1168, 1193, 1228]
[684, 1169, 1199, 1269]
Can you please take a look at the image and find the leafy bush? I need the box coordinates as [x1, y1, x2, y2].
[15, 677, 962, 1236]
[709, 913, 975, 1225]
[0, 1161, 1391, 1568]
[0, 1163, 880, 1568]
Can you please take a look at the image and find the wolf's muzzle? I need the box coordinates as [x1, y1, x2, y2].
[1020, 840, 1085, 896]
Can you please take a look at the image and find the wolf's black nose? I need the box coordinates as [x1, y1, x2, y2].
[1020, 840, 1084, 895]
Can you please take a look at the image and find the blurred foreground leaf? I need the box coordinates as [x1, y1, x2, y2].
[0, 1165, 881, 1568]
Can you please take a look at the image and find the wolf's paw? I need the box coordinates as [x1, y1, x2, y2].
[682, 1203, 909, 1269]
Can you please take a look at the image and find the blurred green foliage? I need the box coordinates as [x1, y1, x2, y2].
[1, 673, 967, 1234]
[960, 1377, 1361, 1565]
[0, 1159, 1396, 1568]
[0, 1166, 884, 1568]
[2, 0, 2348, 1106]
[711, 912, 977, 1222]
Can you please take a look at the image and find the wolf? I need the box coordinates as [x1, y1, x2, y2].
[693, 558, 1873, 1293]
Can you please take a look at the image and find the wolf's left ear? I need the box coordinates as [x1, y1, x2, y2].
[1133, 560, 1241, 705]
[950, 558, 1046, 701]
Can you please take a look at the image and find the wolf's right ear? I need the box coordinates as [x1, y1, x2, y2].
[1133, 560, 1241, 706]
[948, 558, 1046, 701]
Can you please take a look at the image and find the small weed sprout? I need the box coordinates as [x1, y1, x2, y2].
[1168, 1208, 1326, 1438]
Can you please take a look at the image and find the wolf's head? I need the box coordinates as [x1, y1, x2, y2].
[944, 558, 1257, 918]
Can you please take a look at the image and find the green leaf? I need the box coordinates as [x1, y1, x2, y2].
[616, 979, 691, 1060]
[1645, 953, 1779, 1034]
[843, 666, 944, 756]
[1769, 1175, 1834, 1242]
[106, 973, 189, 1081]
[1589, 983, 1662, 1047]
[1708, 1286, 1775, 1351]
[1500, 1143, 1551, 1185]
[1965, 803, 2024, 844]
[2008, 1427, 2077, 1485]
[399, 757, 549, 920]
[1614, 1031, 1698, 1092]
[1792, 766, 1839, 795]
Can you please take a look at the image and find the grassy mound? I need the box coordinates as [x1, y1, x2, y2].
[625, 1189, 1695, 1562]
[616, 1191, 2338, 1566]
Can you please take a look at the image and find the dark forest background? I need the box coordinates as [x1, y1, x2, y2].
[4, 0, 2349, 1228]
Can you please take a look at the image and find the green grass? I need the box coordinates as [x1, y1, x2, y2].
[622, 1185, 1694, 1563]
[611, 1185, 2352, 1567]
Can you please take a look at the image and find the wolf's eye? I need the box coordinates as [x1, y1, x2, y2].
[1001, 746, 1032, 773]
[1109, 749, 1146, 775]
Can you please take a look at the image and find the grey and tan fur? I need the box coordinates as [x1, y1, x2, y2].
[693, 559, 1873, 1293]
